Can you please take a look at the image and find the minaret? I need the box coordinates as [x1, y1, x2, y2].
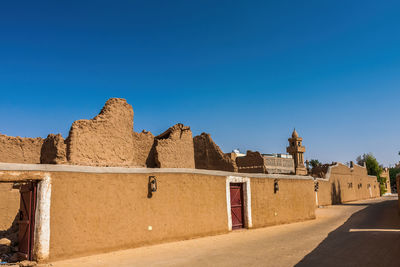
[286, 129, 307, 175]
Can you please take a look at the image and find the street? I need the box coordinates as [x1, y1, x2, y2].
[47, 196, 400, 267]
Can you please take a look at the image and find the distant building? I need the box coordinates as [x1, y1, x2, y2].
[232, 149, 246, 157]
[234, 130, 308, 175]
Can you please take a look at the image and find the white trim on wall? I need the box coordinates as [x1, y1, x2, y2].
[33, 174, 51, 261]
[226, 176, 252, 231]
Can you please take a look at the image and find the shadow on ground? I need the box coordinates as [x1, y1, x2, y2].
[296, 199, 400, 267]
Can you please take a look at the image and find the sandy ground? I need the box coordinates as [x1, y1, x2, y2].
[44, 196, 399, 267]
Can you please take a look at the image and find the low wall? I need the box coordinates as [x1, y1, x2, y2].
[0, 183, 19, 231]
[316, 163, 380, 206]
[0, 164, 316, 262]
[49, 172, 227, 260]
[251, 178, 315, 227]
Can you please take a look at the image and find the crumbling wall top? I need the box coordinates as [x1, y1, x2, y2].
[65, 98, 135, 166]
[193, 133, 237, 172]
[154, 123, 195, 168]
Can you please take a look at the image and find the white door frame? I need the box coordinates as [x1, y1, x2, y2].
[226, 176, 252, 231]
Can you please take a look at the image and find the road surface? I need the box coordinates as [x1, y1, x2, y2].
[45, 196, 400, 267]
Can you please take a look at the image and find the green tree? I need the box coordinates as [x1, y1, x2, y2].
[389, 167, 400, 191]
[309, 159, 321, 169]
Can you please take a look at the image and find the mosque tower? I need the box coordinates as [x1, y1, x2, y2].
[286, 129, 307, 175]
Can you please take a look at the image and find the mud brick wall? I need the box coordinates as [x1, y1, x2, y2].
[40, 134, 67, 164]
[0, 134, 43, 164]
[193, 133, 237, 172]
[154, 124, 195, 168]
[66, 98, 136, 167]
[236, 151, 266, 173]
[132, 131, 156, 167]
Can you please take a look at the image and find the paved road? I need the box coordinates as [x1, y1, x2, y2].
[47, 196, 400, 267]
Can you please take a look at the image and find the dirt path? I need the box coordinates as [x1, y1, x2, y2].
[44, 196, 399, 267]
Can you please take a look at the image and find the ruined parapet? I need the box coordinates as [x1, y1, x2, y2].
[0, 134, 43, 163]
[40, 134, 67, 164]
[310, 164, 334, 178]
[132, 130, 156, 167]
[154, 123, 195, 168]
[66, 98, 135, 166]
[193, 133, 237, 172]
[236, 150, 266, 173]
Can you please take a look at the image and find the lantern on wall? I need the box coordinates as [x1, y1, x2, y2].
[147, 176, 157, 198]
[274, 179, 279, 194]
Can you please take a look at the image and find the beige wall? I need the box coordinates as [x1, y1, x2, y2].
[0, 183, 19, 231]
[251, 178, 315, 227]
[316, 163, 380, 206]
[49, 172, 227, 260]
[0, 166, 323, 262]
[315, 180, 332, 206]
[44, 170, 316, 261]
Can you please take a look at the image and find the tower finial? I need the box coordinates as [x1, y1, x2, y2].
[292, 128, 298, 138]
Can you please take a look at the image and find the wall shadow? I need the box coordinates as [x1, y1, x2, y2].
[331, 182, 342, 204]
[295, 199, 400, 267]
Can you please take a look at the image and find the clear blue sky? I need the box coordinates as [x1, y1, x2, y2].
[1, 1, 399, 166]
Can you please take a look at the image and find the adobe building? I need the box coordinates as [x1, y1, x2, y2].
[380, 168, 391, 194]
[311, 162, 381, 206]
[234, 129, 305, 175]
[0, 98, 382, 264]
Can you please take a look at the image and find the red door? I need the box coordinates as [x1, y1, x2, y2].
[18, 182, 37, 261]
[230, 183, 244, 229]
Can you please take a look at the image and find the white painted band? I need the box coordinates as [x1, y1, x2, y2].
[33, 174, 51, 261]
[349, 229, 400, 232]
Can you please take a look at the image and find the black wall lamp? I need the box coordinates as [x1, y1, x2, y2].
[274, 179, 279, 194]
[147, 176, 157, 198]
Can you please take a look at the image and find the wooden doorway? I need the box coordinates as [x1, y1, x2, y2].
[18, 182, 37, 261]
[230, 183, 244, 229]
